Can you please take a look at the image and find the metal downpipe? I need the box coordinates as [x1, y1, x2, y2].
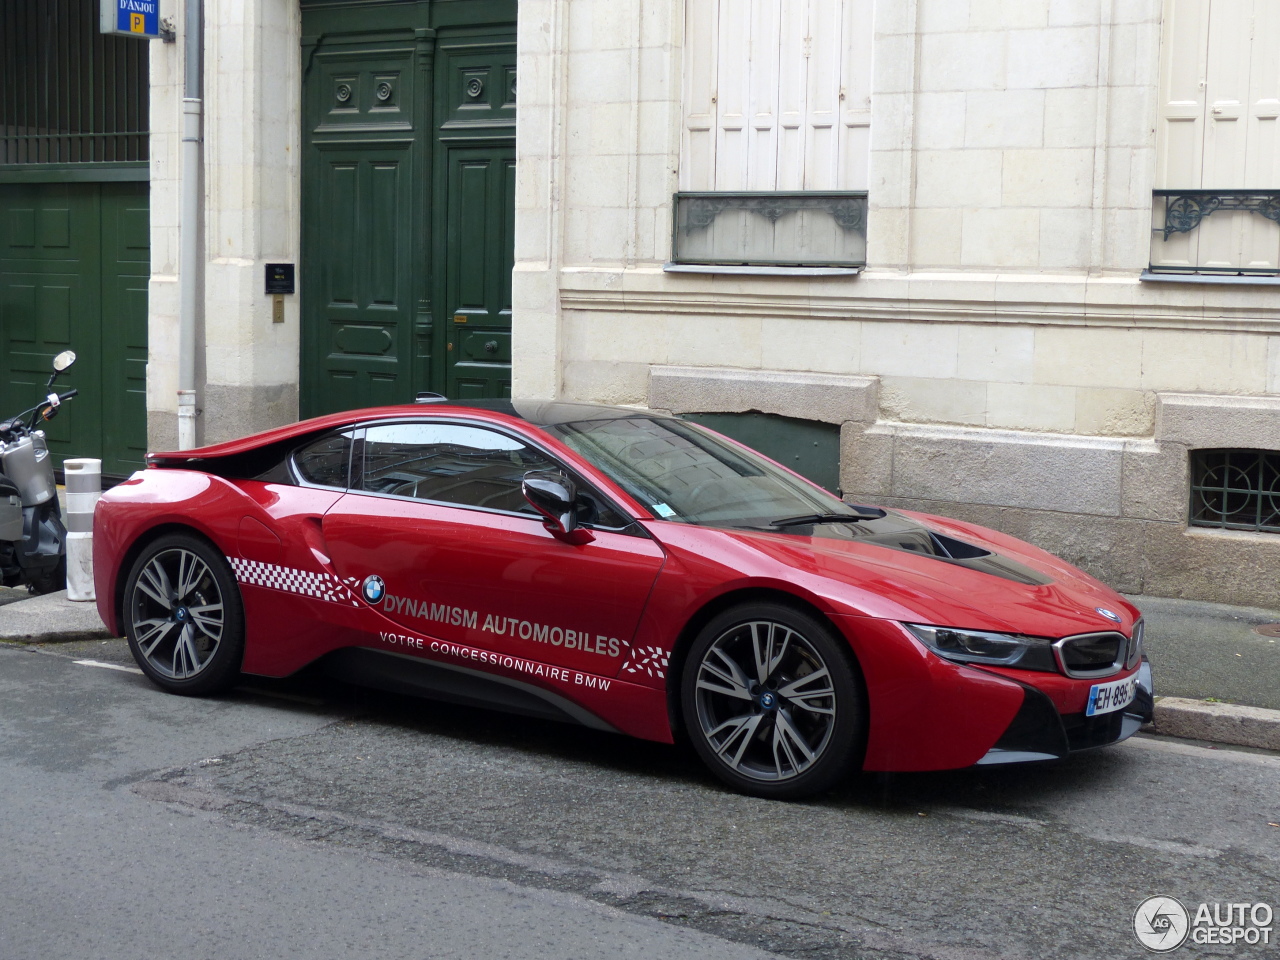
[177, 0, 202, 449]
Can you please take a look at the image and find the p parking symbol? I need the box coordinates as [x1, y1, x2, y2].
[130, 12, 145, 32]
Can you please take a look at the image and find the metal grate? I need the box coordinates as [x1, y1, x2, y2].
[672, 191, 868, 268]
[1149, 189, 1280, 277]
[1, 0, 149, 164]
[1189, 448, 1280, 533]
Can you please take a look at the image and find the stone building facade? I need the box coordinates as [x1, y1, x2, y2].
[512, 0, 1280, 606]
[143, 0, 1280, 605]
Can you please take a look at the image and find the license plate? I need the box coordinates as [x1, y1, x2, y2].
[1086, 674, 1138, 717]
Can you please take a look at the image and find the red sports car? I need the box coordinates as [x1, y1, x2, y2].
[94, 400, 1153, 799]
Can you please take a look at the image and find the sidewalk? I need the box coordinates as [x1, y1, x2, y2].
[0, 586, 1277, 751]
[1127, 593, 1280, 712]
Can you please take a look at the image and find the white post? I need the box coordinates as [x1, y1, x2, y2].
[63, 459, 102, 602]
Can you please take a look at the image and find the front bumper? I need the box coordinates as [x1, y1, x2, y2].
[975, 659, 1154, 765]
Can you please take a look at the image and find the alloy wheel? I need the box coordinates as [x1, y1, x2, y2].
[693, 619, 838, 782]
[129, 548, 226, 680]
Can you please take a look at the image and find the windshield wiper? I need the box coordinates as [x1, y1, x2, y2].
[769, 508, 886, 528]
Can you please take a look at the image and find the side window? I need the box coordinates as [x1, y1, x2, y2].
[574, 490, 630, 530]
[359, 422, 558, 515]
[293, 433, 353, 488]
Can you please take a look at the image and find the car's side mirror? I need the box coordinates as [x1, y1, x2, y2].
[522, 470, 595, 545]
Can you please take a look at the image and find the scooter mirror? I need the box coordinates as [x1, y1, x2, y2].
[52, 350, 76, 373]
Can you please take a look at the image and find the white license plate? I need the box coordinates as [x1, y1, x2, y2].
[1086, 674, 1138, 717]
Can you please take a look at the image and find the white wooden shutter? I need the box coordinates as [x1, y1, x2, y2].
[681, 0, 872, 192]
[838, 0, 873, 193]
[682, 0, 720, 193]
[1241, 0, 1280, 269]
[1154, 0, 1280, 271]
[1153, 0, 1210, 270]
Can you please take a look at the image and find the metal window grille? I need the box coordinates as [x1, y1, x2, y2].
[1189, 448, 1280, 533]
[1, 0, 149, 164]
[672, 191, 868, 268]
[1149, 190, 1280, 277]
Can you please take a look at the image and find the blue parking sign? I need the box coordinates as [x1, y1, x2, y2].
[100, 0, 162, 39]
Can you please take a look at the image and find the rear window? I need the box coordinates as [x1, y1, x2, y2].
[293, 433, 352, 488]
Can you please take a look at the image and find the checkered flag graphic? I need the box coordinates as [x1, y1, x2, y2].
[621, 644, 669, 680]
[227, 557, 361, 607]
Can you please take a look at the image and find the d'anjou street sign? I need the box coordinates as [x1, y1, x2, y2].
[99, 0, 173, 40]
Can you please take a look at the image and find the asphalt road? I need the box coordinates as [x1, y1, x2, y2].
[2, 639, 1277, 960]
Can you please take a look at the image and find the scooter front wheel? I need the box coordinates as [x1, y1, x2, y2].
[26, 555, 65, 595]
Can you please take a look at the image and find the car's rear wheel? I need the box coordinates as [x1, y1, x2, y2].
[123, 533, 244, 695]
[680, 602, 864, 799]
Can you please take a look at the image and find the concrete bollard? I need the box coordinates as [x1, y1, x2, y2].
[63, 458, 101, 602]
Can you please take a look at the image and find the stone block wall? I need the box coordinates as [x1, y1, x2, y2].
[643, 364, 1280, 608]
[845, 391, 1280, 608]
[147, 0, 302, 450]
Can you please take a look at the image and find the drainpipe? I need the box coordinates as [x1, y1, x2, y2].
[177, 0, 202, 449]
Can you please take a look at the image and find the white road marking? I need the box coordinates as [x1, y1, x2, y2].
[1079, 831, 1222, 858]
[73, 659, 143, 676]
[934, 807, 1046, 829]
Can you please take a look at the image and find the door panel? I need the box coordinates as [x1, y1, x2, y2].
[323, 493, 666, 677]
[0, 181, 148, 475]
[0, 183, 97, 468]
[444, 144, 515, 398]
[0, 183, 98, 466]
[300, 35, 422, 419]
[306, 146, 415, 414]
[99, 182, 150, 474]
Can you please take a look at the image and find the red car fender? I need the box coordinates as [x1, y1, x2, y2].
[829, 614, 1026, 771]
[622, 527, 868, 688]
[94, 471, 238, 635]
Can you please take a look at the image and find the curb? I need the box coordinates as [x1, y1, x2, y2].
[1, 627, 115, 644]
[0, 590, 114, 645]
[1147, 697, 1280, 752]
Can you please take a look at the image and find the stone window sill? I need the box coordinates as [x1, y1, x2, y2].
[662, 263, 863, 277]
[1140, 270, 1280, 286]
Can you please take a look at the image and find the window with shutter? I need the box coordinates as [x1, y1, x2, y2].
[673, 0, 872, 269]
[1150, 0, 1280, 276]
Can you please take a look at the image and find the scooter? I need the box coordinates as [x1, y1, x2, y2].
[0, 350, 79, 594]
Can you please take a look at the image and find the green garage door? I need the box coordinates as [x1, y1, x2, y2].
[0, 181, 149, 475]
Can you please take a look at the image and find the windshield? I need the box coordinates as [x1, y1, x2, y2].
[537, 415, 854, 528]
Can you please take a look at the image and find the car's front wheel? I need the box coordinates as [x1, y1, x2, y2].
[123, 533, 244, 695]
[680, 602, 865, 799]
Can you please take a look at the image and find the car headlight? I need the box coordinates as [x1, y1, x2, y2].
[905, 623, 1057, 672]
[1126, 618, 1144, 670]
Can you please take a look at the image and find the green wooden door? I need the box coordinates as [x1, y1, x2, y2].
[0, 181, 148, 475]
[99, 183, 150, 473]
[443, 145, 514, 398]
[305, 144, 417, 413]
[300, 6, 517, 412]
[300, 34, 425, 418]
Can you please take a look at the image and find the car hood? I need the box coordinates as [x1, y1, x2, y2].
[648, 508, 1139, 640]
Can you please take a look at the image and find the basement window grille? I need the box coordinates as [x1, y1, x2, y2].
[1, 0, 149, 165]
[1189, 448, 1280, 534]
